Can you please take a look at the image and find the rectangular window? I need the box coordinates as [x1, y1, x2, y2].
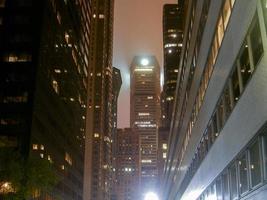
[250, 19, 263, 66]
[223, 0, 231, 28]
[223, 172, 230, 200]
[231, 66, 241, 102]
[239, 42, 251, 87]
[249, 140, 262, 187]
[230, 163, 238, 199]
[216, 177, 223, 200]
[238, 153, 249, 194]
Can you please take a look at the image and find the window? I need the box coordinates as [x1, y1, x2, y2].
[3, 53, 32, 62]
[238, 153, 249, 194]
[250, 19, 263, 66]
[262, 131, 267, 180]
[261, 0, 267, 30]
[230, 163, 238, 199]
[216, 177, 223, 200]
[217, 15, 224, 45]
[231, 67, 241, 102]
[239, 42, 251, 87]
[223, 85, 232, 119]
[222, 173, 230, 200]
[223, 0, 231, 28]
[249, 140, 262, 187]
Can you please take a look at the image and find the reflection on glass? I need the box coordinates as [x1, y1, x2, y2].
[230, 163, 238, 199]
[250, 140, 262, 187]
[250, 19, 263, 66]
[239, 42, 251, 87]
[238, 153, 249, 194]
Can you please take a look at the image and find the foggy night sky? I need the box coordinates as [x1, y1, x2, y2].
[113, 0, 176, 128]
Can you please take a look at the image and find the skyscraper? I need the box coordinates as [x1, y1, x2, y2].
[114, 128, 140, 200]
[83, 0, 115, 199]
[130, 55, 161, 196]
[111, 67, 122, 200]
[163, 0, 267, 200]
[0, 0, 92, 199]
[162, 2, 184, 128]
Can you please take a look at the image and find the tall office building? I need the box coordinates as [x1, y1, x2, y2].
[163, 0, 267, 200]
[130, 55, 161, 196]
[83, 0, 115, 199]
[162, 3, 184, 128]
[0, 0, 92, 199]
[111, 67, 122, 200]
[114, 128, 140, 200]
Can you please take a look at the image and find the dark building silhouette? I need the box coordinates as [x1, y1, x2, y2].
[0, 0, 92, 199]
[162, 3, 184, 128]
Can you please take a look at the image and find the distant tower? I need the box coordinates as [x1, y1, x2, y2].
[130, 55, 161, 196]
[162, 3, 184, 128]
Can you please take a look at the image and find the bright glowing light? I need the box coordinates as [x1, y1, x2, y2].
[144, 192, 159, 200]
[141, 58, 149, 66]
[135, 68, 153, 72]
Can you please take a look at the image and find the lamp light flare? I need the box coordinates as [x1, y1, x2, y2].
[141, 58, 149, 66]
[144, 192, 159, 200]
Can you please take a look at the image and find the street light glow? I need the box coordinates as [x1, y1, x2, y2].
[144, 192, 159, 200]
[141, 58, 149, 66]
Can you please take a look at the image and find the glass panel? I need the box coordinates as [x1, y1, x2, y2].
[239, 42, 251, 87]
[216, 177, 223, 200]
[238, 153, 249, 194]
[223, 173, 230, 200]
[223, 86, 232, 120]
[263, 130, 267, 180]
[250, 19, 263, 66]
[212, 114, 219, 138]
[249, 140, 262, 187]
[231, 67, 241, 103]
[223, 0, 231, 28]
[230, 163, 238, 199]
[261, 0, 267, 31]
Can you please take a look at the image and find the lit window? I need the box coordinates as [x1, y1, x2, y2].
[93, 14, 96, 18]
[61, 165, 65, 170]
[141, 160, 152, 163]
[65, 152, 72, 165]
[147, 96, 153, 99]
[32, 144, 38, 150]
[4, 53, 32, 62]
[163, 153, 167, 158]
[138, 113, 150, 116]
[99, 14, 104, 19]
[94, 133, 100, 138]
[65, 32, 70, 43]
[40, 153, 44, 158]
[40, 145, 44, 150]
[54, 69, 61, 73]
[52, 79, 59, 94]
[162, 143, 167, 150]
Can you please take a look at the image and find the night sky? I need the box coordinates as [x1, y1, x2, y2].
[113, 0, 176, 128]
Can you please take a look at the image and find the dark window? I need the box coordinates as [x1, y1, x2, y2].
[238, 153, 249, 194]
[250, 19, 263, 66]
[230, 163, 238, 199]
[249, 140, 262, 187]
[223, 85, 232, 119]
[239, 42, 251, 87]
[231, 67, 241, 103]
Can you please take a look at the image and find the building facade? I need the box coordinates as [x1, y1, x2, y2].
[111, 67, 122, 200]
[162, 3, 184, 128]
[114, 128, 140, 200]
[130, 56, 161, 196]
[163, 0, 267, 200]
[0, 0, 92, 199]
[83, 0, 115, 199]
